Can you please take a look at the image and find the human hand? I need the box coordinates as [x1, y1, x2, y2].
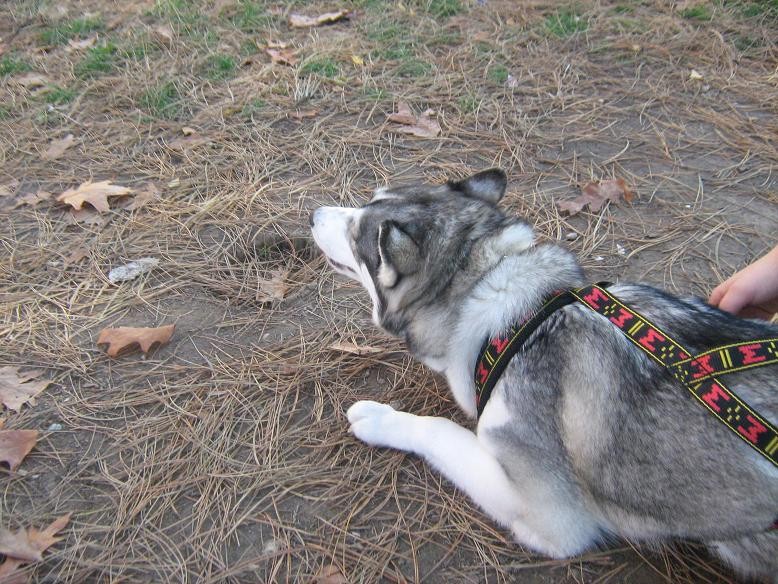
[709, 245, 778, 320]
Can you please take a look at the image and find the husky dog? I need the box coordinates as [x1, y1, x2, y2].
[310, 169, 778, 581]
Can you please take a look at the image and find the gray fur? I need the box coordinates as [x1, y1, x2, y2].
[312, 169, 778, 581]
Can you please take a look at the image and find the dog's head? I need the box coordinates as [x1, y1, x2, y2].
[310, 169, 536, 338]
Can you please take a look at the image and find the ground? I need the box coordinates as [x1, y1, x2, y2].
[1, 0, 777, 582]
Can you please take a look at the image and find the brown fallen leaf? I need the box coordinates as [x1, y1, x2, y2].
[288, 9, 350, 28]
[0, 529, 41, 562]
[14, 73, 48, 89]
[63, 246, 90, 266]
[267, 40, 290, 49]
[14, 191, 52, 208]
[557, 178, 633, 215]
[62, 207, 110, 227]
[387, 102, 441, 138]
[257, 269, 289, 302]
[0, 367, 51, 412]
[0, 514, 71, 583]
[313, 564, 348, 584]
[266, 47, 298, 66]
[290, 109, 318, 120]
[168, 134, 210, 152]
[57, 180, 134, 213]
[0, 430, 38, 471]
[125, 182, 160, 211]
[66, 36, 97, 51]
[151, 24, 174, 46]
[97, 325, 175, 357]
[41, 134, 75, 161]
[330, 341, 382, 356]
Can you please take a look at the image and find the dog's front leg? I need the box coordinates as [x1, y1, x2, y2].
[347, 400, 523, 528]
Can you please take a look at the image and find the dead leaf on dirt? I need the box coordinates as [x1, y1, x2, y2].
[0, 430, 38, 471]
[151, 24, 174, 46]
[0, 367, 51, 412]
[125, 182, 160, 211]
[57, 180, 133, 213]
[257, 269, 289, 302]
[14, 73, 48, 89]
[312, 564, 348, 584]
[0, 514, 71, 583]
[290, 109, 318, 120]
[330, 341, 382, 356]
[41, 134, 75, 161]
[66, 36, 97, 51]
[63, 246, 90, 266]
[267, 40, 289, 49]
[387, 102, 441, 138]
[62, 207, 110, 227]
[557, 178, 634, 215]
[168, 133, 210, 152]
[288, 9, 350, 28]
[97, 325, 175, 357]
[14, 191, 52, 208]
[266, 47, 298, 66]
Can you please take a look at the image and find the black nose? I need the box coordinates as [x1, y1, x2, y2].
[309, 211, 315, 227]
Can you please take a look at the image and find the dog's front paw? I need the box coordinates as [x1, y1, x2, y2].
[347, 400, 417, 451]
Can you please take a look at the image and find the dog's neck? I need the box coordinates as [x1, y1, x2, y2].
[411, 243, 585, 418]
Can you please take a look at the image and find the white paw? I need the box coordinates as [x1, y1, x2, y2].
[347, 400, 416, 451]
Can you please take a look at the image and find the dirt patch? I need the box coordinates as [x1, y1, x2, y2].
[1, 0, 776, 582]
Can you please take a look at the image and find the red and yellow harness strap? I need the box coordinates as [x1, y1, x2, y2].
[571, 284, 778, 469]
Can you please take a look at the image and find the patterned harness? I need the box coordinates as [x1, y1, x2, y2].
[473, 283, 778, 529]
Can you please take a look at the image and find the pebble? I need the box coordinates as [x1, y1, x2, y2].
[47, 423, 63, 431]
[565, 232, 578, 241]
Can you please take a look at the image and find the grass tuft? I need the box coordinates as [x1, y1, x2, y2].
[544, 9, 588, 37]
[75, 43, 118, 77]
[0, 55, 31, 76]
[139, 81, 184, 119]
[45, 85, 77, 104]
[680, 4, 712, 20]
[300, 57, 339, 78]
[40, 17, 104, 45]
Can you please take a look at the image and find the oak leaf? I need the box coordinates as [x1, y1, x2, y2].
[125, 182, 160, 211]
[257, 270, 289, 302]
[290, 109, 318, 120]
[313, 564, 348, 584]
[0, 430, 38, 471]
[62, 207, 110, 226]
[0, 514, 71, 583]
[57, 181, 133, 213]
[41, 134, 75, 161]
[266, 47, 298, 66]
[557, 178, 634, 215]
[0, 368, 51, 412]
[288, 10, 350, 28]
[97, 325, 175, 357]
[387, 102, 441, 138]
[14, 191, 52, 208]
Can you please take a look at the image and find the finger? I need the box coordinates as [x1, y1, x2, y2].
[717, 286, 753, 315]
[708, 281, 729, 305]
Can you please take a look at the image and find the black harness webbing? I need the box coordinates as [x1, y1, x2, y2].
[474, 284, 778, 471]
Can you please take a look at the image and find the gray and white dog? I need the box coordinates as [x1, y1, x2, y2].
[310, 169, 778, 581]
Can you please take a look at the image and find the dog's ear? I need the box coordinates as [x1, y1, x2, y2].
[377, 221, 420, 287]
[448, 168, 507, 204]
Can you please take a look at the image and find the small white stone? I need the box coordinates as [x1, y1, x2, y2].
[47, 423, 63, 431]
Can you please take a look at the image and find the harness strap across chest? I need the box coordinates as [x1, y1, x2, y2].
[474, 284, 778, 470]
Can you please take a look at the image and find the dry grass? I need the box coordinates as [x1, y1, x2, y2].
[1, 0, 776, 581]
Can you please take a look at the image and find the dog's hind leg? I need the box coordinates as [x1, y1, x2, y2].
[707, 531, 778, 584]
[347, 400, 596, 557]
